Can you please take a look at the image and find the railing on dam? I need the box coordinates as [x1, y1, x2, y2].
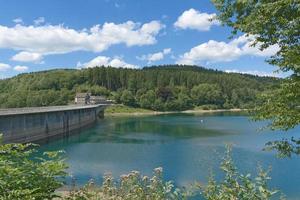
[0, 104, 109, 116]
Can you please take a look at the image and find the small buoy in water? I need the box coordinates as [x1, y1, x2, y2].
[200, 120, 204, 123]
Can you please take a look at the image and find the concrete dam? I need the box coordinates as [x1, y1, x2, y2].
[0, 104, 108, 143]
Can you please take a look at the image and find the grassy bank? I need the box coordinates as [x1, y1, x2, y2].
[104, 104, 154, 116]
[104, 104, 247, 116]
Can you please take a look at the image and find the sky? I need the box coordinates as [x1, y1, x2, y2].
[0, 0, 282, 79]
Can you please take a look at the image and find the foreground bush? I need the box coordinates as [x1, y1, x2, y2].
[64, 168, 187, 200]
[199, 146, 279, 200]
[0, 138, 67, 199]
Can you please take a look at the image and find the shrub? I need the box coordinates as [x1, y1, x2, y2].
[0, 136, 67, 199]
[199, 145, 280, 200]
[197, 104, 219, 110]
[64, 168, 188, 200]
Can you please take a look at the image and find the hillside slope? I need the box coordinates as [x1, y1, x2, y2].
[0, 65, 279, 110]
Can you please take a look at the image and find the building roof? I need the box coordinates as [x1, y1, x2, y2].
[90, 96, 106, 99]
[75, 93, 90, 98]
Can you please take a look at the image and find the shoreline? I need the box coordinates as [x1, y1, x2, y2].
[105, 108, 247, 117]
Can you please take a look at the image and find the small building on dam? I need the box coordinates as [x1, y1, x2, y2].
[0, 94, 111, 143]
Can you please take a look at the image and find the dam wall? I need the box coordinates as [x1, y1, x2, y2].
[0, 104, 107, 143]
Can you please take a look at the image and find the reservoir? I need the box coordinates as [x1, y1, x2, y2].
[39, 112, 300, 199]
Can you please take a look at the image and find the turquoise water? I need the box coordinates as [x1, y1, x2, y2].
[40, 112, 300, 199]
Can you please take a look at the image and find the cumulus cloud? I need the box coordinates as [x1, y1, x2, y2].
[137, 48, 172, 63]
[33, 17, 45, 26]
[13, 18, 23, 24]
[0, 20, 164, 55]
[11, 51, 43, 63]
[0, 63, 11, 71]
[14, 65, 28, 72]
[174, 9, 219, 31]
[177, 34, 279, 65]
[225, 69, 280, 77]
[177, 40, 241, 64]
[79, 56, 138, 69]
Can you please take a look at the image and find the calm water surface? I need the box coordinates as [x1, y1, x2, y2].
[40, 112, 300, 199]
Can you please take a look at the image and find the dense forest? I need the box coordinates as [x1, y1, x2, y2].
[0, 65, 279, 111]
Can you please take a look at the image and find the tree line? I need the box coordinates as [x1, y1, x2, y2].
[0, 65, 279, 111]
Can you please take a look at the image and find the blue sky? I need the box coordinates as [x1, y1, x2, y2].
[0, 0, 281, 78]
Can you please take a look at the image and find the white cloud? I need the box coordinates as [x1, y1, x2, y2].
[137, 48, 172, 63]
[33, 17, 45, 26]
[177, 34, 279, 65]
[14, 65, 28, 72]
[225, 69, 280, 77]
[80, 56, 138, 69]
[13, 18, 23, 24]
[163, 48, 171, 54]
[0, 63, 11, 71]
[11, 51, 43, 63]
[177, 40, 241, 65]
[0, 20, 164, 55]
[244, 39, 280, 57]
[174, 9, 219, 31]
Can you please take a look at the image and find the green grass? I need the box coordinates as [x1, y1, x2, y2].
[105, 104, 153, 114]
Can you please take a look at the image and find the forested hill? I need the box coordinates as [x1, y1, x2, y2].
[0, 65, 279, 111]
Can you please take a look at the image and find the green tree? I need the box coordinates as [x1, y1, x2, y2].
[156, 87, 174, 102]
[174, 92, 193, 111]
[212, 0, 300, 156]
[139, 90, 156, 109]
[153, 98, 165, 111]
[128, 75, 137, 93]
[90, 85, 110, 96]
[111, 90, 122, 104]
[120, 90, 136, 107]
[191, 84, 223, 106]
